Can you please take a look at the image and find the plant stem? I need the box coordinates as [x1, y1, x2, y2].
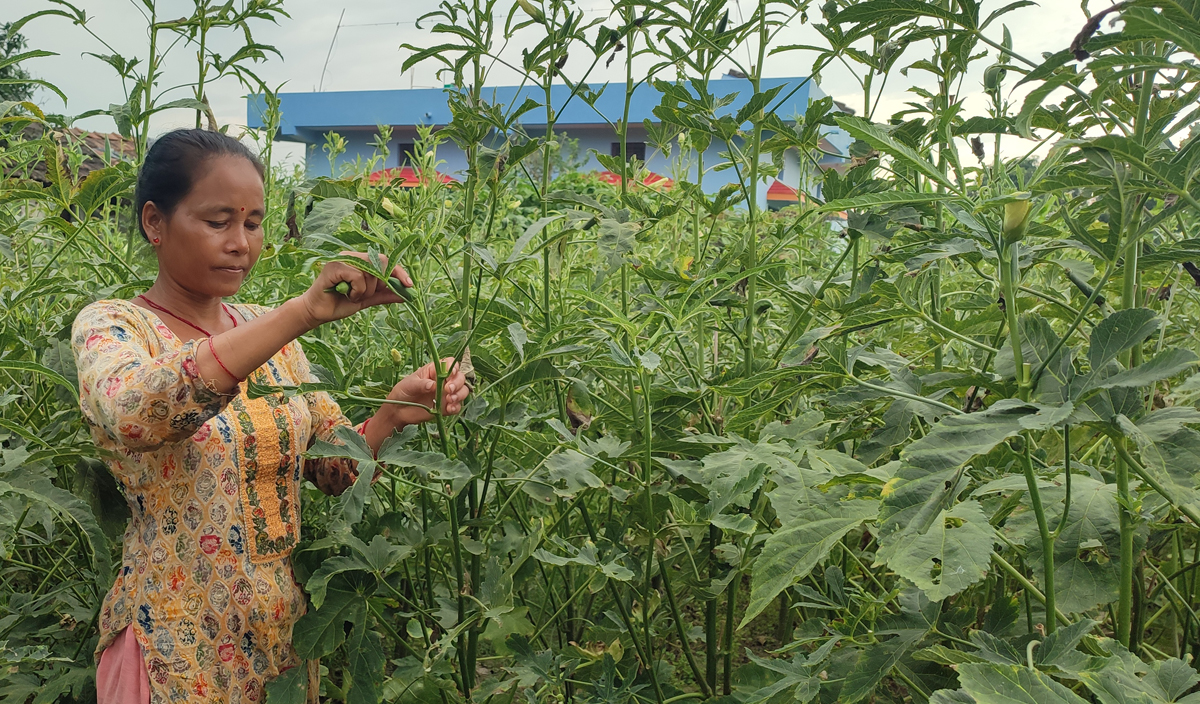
[992, 554, 1071, 626]
[578, 502, 666, 704]
[999, 244, 1026, 400]
[723, 569, 737, 695]
[658, 555, 712, 698]
[705, 524, 719, 695]
[1116, 218, 1142, 647]
[1019, 439, 1055, 633]
[743, 0, 769, 378]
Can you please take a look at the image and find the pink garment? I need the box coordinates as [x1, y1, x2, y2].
[96, 626, 150, 704]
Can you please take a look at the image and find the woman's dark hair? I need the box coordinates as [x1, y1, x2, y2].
[134, 128, 266, 241]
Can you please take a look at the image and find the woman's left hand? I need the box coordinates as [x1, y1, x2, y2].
[384, 357, 471, 428]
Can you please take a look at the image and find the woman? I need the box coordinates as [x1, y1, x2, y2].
[72, 129, 469, 704]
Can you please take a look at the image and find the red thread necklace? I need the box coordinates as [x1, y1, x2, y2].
[137, 294, 238, 337]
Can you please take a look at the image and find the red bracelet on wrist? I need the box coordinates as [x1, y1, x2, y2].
[207, 336, 244, 383]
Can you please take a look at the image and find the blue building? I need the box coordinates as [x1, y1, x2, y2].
[247, 76, 850, 210]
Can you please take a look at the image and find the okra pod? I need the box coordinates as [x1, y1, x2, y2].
[1065, 270, 1106, 306]
[324, 276, 413, 302]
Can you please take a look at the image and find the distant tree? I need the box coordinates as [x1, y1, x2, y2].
[0, 23, 34, 103]
[523, 131, 586, 182]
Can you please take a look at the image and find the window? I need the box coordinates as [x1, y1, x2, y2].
[610, 141, 646, 161]
[397, 142, 415, 166]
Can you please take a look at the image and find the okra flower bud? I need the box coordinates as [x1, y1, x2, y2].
[984, 64, 1006, 93]
[517, 0, 545, 22]
[1002, 199, 1032, 245]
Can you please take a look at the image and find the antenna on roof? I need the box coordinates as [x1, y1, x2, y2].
[318, 8, 346, 92]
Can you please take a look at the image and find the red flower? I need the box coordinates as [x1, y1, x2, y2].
[218, 643, 235, 662]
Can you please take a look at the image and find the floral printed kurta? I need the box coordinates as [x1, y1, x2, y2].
[73, 300, 359, 704]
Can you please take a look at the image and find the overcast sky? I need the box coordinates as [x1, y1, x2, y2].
[6, 1, 1091, 167]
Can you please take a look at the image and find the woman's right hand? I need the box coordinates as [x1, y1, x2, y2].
[299, 252, 413, 327]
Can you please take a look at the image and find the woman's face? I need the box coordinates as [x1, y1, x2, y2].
[143, 155, 265, 299]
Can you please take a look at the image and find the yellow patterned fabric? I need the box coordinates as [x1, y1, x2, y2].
[72, 300, 359, 704]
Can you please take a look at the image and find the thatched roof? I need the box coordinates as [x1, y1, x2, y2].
[18, 123, 137, 184]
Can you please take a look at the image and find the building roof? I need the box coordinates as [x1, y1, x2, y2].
[766, 180, 799, 201]
[15, 123, 137, 184]
[248, 77, 827, 144]
[368, 166, 456, 187]
[595, 170, 673, 189]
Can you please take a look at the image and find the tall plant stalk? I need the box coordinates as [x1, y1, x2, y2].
[1000, 239, 1056, 632]
[742, 0, 769, 377]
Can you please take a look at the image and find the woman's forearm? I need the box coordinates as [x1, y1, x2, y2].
[363, 406, 406, 456]
[198, 297, 315, 392]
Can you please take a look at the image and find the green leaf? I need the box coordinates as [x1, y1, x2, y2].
[507, 215, 565, 264]
[838, 631, 926, 703]
[929, 691, 978, 704]
[1068, 636, 1200, 703]
[1118, 409, 1200, 510]
[742, 487, 877, 627]
[836, 588, 937, 702]
[832, 0, 961, 26]
[1005, 475, 1127, 613]
[1146, 658, 1200, 701]
[887, 500, 999, 601]
[818, 191, 959, 213]
[914, 645, 988, 666]
[481, 605, 534, 653]
[264, 663, 309, 704]
[902, 399, 1036, 473]
[31, 664, 93, 704]
[506, 634, 559, 687]
[345, 620, 386, 704]
[904, 237, 980, 271]
[0, 473, 111, 587]
[306, 540, 403, 610]
[1088, 348, 1199, 391]
[72, 164, 135, 217]
[307, 556, 367, 611]
[1015, 70, 1080, 138]
[1036, 619, 1099, 669]
[542, 449, 604, 497]
[292, 575, 368, 660]
[378, 446, 472, 495]
[692, 439, 782, 519]
[333, 462, 376, 529]
[304, 196, 359, 236]
[1088, 308, 1160, 370]
[742, 638, 838, 704]
[507, 322, 527, 360]
[835, 115, 959, 192]
[957, 663, 1090, 704]
[1121, 6, 1200, 62]
[0, 359, 77, 393]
